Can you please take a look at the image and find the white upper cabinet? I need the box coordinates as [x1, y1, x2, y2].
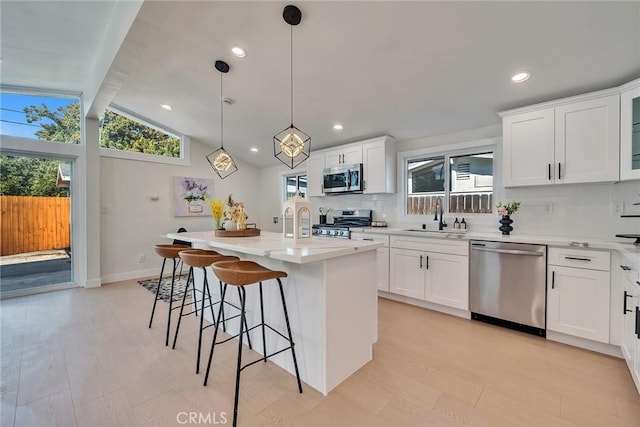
[324, 145, 363, 168]
[362, 136, 396, 194]
[620, 78, 640, 181]
[306, 135, 396, 196]
[500, 89, 620, 187]
[306, 153, 325, 197]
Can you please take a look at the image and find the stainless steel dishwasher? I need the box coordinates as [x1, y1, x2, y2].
[470, 240, 547, 336]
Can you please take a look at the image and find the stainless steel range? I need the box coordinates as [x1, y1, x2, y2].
[312, 209, 372, 239]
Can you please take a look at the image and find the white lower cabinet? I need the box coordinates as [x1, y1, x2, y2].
[620, 257, 640, 394]
[389, 236, 469, 311]
[350, 232, 389, 292]
[547, 248, 611, 343]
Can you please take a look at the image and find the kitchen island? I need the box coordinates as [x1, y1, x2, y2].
[165, 231, 382, 395]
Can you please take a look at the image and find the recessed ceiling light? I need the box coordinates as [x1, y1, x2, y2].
[511, 71, 531, 83]
[160, 104, 173, 111]
[231, 45, 246, 58]
[250, 147, 259, 153]
[333, 124, 344, 131]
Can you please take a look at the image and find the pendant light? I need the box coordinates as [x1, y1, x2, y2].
[206, 60, 238, 179]
[273, 4, 310, 169]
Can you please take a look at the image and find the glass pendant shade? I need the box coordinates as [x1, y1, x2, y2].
[274, 124, 310, 169]
[206, 147, 238, 179]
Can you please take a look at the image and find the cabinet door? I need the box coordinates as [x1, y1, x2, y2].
[547, 266, 610, 343]
[324, 149, 343, 168]
[376, 247, 390, 292]
[502, 108, 555, 187]
[555, 95, 620, 184]
[389, 248, 425, 299]
[363, 140, 391, 194]
[621, 279, 638, 366]
[620, 81, 640, 181]
[424, 252, 469, 310]
[342, 145, 363, 165]
[306, 153, 325, 197]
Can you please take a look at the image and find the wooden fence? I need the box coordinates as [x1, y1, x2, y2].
[407, 193, 493, 215]
[0, 196, 70, 256]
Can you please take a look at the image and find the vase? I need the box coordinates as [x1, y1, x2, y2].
[214, 218, 222, 230]
[499, 215, 513, 236]
[223, 220, 237, 231]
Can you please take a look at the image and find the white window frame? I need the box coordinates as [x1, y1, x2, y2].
[282, 171, 308, 201]
[99, 104, 190, 166]
[398, 138, 498, 221]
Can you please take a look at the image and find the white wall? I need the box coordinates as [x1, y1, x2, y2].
[100, 139, 261, 283]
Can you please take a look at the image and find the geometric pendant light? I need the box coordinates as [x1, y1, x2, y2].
[273, 5, 311, 169]
[206, 60, 238, 179]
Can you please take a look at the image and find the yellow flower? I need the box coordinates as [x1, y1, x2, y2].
[204, 196, 225, 222]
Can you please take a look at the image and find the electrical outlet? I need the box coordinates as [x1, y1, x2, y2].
[544, 201, 553, 214]
[101, 206, 109, 214]
[612, 201, 625, 215]
[138, 253, 145, 263]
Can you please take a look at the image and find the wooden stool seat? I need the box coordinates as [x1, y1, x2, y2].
[154, 243, 190, 259]
[179, 249, 237, 268]
[211, 260, 287, 286]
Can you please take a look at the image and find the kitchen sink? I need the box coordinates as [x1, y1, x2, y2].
[404, 229, 444, 233]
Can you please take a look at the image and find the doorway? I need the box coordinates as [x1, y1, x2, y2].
[0, 154, 74, 298]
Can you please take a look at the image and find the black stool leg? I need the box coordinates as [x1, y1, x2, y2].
[148, 258, 167, 328]
[259, 282, 267, 362]
[277, 278, 303, 393]
[232, 286, 246, 427]
[204, 284, 228, 386]
[165, 258, 178, 346]
[196, 267, 210, 374]
[172, 267, 194, 349]
[219, 280, 227, 333]
[237, 287, 253, 350]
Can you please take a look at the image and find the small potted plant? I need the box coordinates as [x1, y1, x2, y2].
[496, 201, 521, 235]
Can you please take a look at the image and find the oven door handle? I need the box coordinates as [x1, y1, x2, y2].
[472, 247, 544, 256]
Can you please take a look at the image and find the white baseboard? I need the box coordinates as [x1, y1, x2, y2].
[546, 331, 623, 358]
[378, 291, 471, 319]
[102, 268, 158, 285]
[84, 278, 102, 288]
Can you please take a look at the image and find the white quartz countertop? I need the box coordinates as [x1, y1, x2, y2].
[352, 227, 640, 258]
[166, 231, 382, 264]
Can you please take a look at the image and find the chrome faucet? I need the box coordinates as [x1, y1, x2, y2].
[434, 198, 447, 231]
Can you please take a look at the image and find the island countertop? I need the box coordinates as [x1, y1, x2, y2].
[165, 230, 382, 264]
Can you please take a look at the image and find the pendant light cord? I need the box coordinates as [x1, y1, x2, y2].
[290, 24, 294, 126]
[220, 71, 224, 149]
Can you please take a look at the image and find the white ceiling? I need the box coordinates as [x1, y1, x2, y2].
[2, 1, 639, 168]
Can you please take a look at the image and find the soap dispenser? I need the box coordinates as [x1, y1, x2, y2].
[461, 218, 467, 230]
[454, 218, 460, 229]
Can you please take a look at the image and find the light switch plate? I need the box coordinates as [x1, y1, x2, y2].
[544, 201, 553, 214]
[612, 201, 625, 215]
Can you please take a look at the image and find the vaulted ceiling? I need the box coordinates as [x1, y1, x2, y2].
[2, 1, 639, 168]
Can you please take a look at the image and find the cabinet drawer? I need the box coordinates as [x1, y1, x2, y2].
[548, 247, 610, 271]
[350, 232, 389, 247]
[390, 235, 468, 256]
[620, 253, 640, 286]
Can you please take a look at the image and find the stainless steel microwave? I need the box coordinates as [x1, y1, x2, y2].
[322, 163, 363, 194]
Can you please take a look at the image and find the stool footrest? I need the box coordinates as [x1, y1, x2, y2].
[239, 345, 295, 373]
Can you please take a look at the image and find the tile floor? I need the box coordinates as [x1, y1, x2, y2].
[1, 279, 639, 426]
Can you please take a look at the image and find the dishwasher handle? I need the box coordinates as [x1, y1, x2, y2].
[471, 247, 544, 256]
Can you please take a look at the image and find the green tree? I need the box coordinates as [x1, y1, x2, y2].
[24, 102, 81, 144]
[0, 156, 68, 197]
[99, 110, 180, 157]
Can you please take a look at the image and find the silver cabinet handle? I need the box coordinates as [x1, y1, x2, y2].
[472, 247, 544, 256]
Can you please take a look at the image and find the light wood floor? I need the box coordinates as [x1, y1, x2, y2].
[1, 279, 639, 426]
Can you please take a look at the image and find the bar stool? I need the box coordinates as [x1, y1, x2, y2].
[203, 260, 303, 427]
[172, 249, 251, 374]
[148, 243, 190, 346]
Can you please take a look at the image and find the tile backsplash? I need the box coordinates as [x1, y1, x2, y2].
[312, 180, 640, 240]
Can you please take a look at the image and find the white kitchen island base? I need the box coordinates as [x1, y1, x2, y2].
[168, 231, 379, 395]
